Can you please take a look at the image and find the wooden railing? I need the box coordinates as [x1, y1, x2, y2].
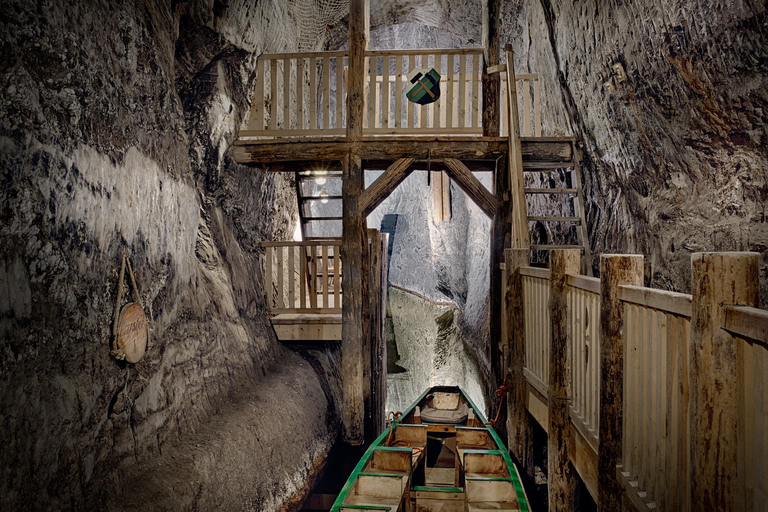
[617, 285, 693, 511]
[520, 266, 551, 395]
[567, 274, 601, 447]
[363, 49, 483, 135]
[240, 49, 543, 139]
[506, 250, 767, 511]
[261, 241, 341, 314]
[723, 305, 768, 512]
[501, 74, 542, 137]
[245, 51, 349, 137]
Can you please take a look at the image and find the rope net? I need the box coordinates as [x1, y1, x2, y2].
[288, 0, 349, 51]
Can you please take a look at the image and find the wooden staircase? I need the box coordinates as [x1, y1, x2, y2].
[522, 140, 591, 269]
[297, 169, 343, 242]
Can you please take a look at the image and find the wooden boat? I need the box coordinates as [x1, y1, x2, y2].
[330, 386, 531, 512]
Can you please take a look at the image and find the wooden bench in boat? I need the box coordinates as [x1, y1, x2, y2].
[455, 427, 495, 463]
[462, 449, 518, 511]
[391, 424, 427, 468]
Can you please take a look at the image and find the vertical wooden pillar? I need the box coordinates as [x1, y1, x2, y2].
[505, 248, 534, 476]
[366, 229, 387, 442]
[347, 0, 369, 140]
[598, 254, 644, 511]
[690, 252, 759, 509]
[341, 153, 369, 445]
[482, 0, 501, 136]
[490, 157, 511, 440]
[548, 249, 580, 512]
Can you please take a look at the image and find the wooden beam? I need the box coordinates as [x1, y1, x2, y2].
[489, 155, 511, 442]
[235, 139, 511, 164]
[341, 152, 369, 445]
[359, 158, 415, 216]
[690, 252, 759, 510]
[505, 248, 534, 479]
[482, 0, 501, 136]
[443, 158, 498, 218]
[549, 249, 580, 512]
[487, 63, 507, 74]
[505, 45, 530, 249]
[347, 0, 369, 140]
[598, 254, 644, 512]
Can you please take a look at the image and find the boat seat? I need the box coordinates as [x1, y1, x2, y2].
[465, 476, 517, 508]
[365, 447, 412, 474]
[343, 473, 408, 512]
[420, 403, 470, 424]
[462, 450, 509, 478]
[456, 427, 496, 466]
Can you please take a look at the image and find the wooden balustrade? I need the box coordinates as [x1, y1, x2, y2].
[723, 305, 768, 511]
[239, 49, 543, 139]
[508, 251, 766, 512]
[362, 49, 484, 135]
[261, 241, 342, 313]
[244, 52, 349, 138]
[617, 286, 693, 511]
[520, 266, 551, 395]
[501, 74, 542, 137]
[566, 274, 601, 447]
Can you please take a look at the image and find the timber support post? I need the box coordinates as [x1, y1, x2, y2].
[598, 254, 644, 511]
[689, 252, 759, 509]
[482, 0, 501, 137]
[505, 247, 534, 478]
[548, 249, 580, 512]
[341, 0, 370, 446]
[341, 152, 369, 445]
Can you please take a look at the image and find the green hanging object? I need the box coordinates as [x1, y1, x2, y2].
[406, 68, 441, 105]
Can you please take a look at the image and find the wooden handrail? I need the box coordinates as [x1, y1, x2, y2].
[618, 284, 693, 318]
[259, 50, 348, 60]
[722, 305, 768, 344]
[364, 48, 483, 56]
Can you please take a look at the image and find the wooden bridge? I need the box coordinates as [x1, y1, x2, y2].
[237, 1, 768, 510]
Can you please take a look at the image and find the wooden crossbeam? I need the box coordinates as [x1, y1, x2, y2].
[234, 138, 573, 166]
[359, 158, 415, 216]
[443, 158, 498, 218]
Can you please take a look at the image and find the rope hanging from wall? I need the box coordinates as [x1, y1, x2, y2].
[110, 255, 149, 363]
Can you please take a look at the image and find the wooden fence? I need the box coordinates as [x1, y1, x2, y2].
[521, 266, 551, 395]
[506, 250, 768, 512]
[246, 51, 349, 137]
[567, 274, 601, 448]
[617, 285, 692, 511]
[241, 49, 542, 138]
[261, 241, 342, 313]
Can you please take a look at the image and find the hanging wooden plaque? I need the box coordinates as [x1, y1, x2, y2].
[116, 302, 148, 363]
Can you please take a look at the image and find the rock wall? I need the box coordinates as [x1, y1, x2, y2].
[0, 1, 340, 510]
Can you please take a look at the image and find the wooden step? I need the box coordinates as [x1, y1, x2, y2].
[528, 216, 581, 223]
[302, 216, 343, 222]
[300, 195, 343, 201]
[522, 161, 573, 170]
[530, 244, 586, 251]
[525, 188, 577, 194]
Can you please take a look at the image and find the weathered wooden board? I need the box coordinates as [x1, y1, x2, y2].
[117, 303, 148, 363]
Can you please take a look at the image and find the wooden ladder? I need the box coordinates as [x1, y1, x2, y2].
[522, 139, 592, 273]
[296, 170, 343, 242]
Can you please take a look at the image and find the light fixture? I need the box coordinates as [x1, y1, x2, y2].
[320, 190, 329, 204]
[315, 169, 328, 185]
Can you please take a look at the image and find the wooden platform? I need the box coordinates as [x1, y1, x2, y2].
[271, 313, 342, 341]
